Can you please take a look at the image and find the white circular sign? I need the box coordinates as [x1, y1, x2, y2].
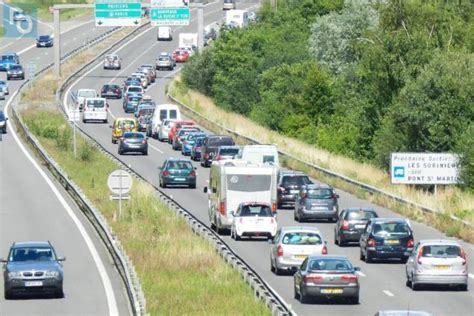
[230, 175, 239, 183]
[107, 169, 133, 195]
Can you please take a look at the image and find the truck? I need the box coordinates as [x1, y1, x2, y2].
[236, 144, 280, 168]
[225, 9, 249, 28]
[204, 160, 278, 234]
[178, 33, 198, 50]
[73, 88, 98, 111]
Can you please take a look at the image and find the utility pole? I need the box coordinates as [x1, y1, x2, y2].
[197, 2, 204, 51]
[53, 8, 61, 77]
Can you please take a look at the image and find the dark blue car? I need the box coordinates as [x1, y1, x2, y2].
[0, 54, 19, 71]
[37, 35, 53, 47]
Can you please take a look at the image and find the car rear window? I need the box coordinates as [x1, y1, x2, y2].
[118, 120, 135, 128]
[208, 137, 234, 146]
[238, 204, 272, 217]
[421, 245, 461, 258]
[40, 36, 49, 40]
[346, 210, 376, 220]
[282, 232, 322, 245]
[282, 175, 311, 186]
[128, 87, 142, 93]
[9, 247, 55, 262]
[226, 174, 271, 192]
[9, 65, 22, 70]
[372, 221, 411, 237]
[79, 90, 96, 98]
[87, 100, 105, 108]
[167, 161, 193, 170]
[123, 133, 143, 139]
[219, 148, 239, 156]
[309, 259, 353, 271]
[159, 57, 169, 61]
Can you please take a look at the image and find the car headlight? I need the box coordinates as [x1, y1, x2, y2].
[8, 271, 22, 278]
[45, 271, 60, 277]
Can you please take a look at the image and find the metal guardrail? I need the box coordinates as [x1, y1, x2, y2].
[168, 95, 473, 229]
[54, 20, 293, 316]
[9, 25, 147, 315]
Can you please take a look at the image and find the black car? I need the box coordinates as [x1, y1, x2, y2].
[2, 241, 65, 299]
[334, 208, 378, 246]
[0, 111, 8, 134]
[6, 64, 24, 80]
[118, 132, 148, 155]
[36, 35, 53, 47]
[277, 171, 312, 208]
[359, 218, 414, 263]
[101, 84, 122, 99]
[200, 135, 235, 167]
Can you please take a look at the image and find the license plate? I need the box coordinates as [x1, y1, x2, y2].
[290, 190, 299, 194]
[320, 288, 343, 294]
[25, 281, 43, 287]
[174, 178, 186, 181]
[435, 265, 450, 270]
[128, 145, 140, 148]
[355, 224, 365, 229]
[384, 240, 400, 245]
[294, 255, 307, 260]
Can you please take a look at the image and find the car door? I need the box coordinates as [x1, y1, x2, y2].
[335, 210, 346, 240]
[294, 258, 308, 291]
[270, 229, 281, 262]
[406, 242, 420, 276]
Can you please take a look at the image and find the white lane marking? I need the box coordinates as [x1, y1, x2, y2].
[17, 19, 95, 55]
[4, 93, 119, 315]
[383, 290, 395, 297]
[468, 273, 474, 279]
[356, 271, 366, 277]
[149, 143, 164, 154]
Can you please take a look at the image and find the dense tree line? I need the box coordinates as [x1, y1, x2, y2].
[182, 0, 474, 190]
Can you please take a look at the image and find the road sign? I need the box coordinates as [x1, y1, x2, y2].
[150, 7, 190, 26]
[107, 169, 133, 195]
[95, 1, 142, 27]
[151, 0, 189, 7]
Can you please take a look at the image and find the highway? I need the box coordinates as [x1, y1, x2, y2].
[1, 8, 130, 315]
[64, 1, 474, 315]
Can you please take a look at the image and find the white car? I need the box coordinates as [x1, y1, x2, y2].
[131, 72, 148, 89]
[157, 119, 176, 141]
[125, 85, 144, 95]
[0, 90, 4, 100]
[230, 202, 277, 240]
[0, 80, 9, 95]
[406, 239, 468, 291]
[82, 98, 108, 123]
[75, 88, 98, 111]
[103, 54, 121, 70]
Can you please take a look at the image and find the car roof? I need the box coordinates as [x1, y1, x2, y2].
[13, 241, 51, 248]
[342, 207, 376, 212]
[376, 311, 432, 316]
[372, 217, 407, 223]
[280, 226, 321, 234]
[305, 183, 332, 189]
[307, 255, 349, 260]
[166, 157, 192, 162]
[418, 239, 461, 246]
[280, 171, 307, 177]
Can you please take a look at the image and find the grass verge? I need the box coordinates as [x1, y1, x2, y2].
[7, 0, 93, 22]
[15, 26, 270, 315]
[167, 77, 474, 243]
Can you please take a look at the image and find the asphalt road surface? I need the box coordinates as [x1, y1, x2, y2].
[1, 8, 131, 316]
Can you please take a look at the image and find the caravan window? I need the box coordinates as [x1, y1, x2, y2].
[169, 109, 178, 119]
[160, 110, 167, 121]
[263, 155, 275, 164]
[226, 174, 271, 192]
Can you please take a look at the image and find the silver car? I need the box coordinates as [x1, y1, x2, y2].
[406, 239, 468, 291]
[294, 255, 360, 304]
[2, 241, 65, 299]
[103, 54, 121, 70]
[156, 54, 175, 70]
[0, 80, 9, 95]
[270, 226, 327, 275]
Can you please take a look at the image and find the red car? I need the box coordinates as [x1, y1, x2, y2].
[167, 120, 195, 143]
[173, 49, 190, 62]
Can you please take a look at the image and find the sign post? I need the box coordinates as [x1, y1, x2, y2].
[108, 169, 133, 220]
[95, 1, 142, 27]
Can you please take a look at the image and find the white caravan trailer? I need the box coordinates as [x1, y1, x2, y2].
[236, 144, 280, 168]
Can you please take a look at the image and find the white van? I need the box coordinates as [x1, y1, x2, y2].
[82, 97, 108, 123]
[236, 144, 280, 168]
[204, 160, 278, 234]
[157, 26, 172, 41]
[150, 104, 182, 138]
[223, 0, 236, 10]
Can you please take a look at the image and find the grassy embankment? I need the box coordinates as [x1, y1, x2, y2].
[168, 78, 474, 243]
[16, 30, 270, 315]
[7, 0, 93, 22]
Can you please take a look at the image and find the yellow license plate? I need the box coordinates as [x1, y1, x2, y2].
[435, 265, 449, 270]
[295, 255, 307, 260]
[320, 288, 343, 294]
[384, 240, 400, 245]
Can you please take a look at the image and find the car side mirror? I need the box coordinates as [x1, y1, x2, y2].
[5, 118, 8, 121]
[324, 241, 327, 245]
[354, 267, 360, 272]
[0, 258, 7, 263]
[267, 238, 273, 244]
[203, 186, 208, 194]
[194, 167, 197, 170]
[336, 194, 340, 198]
[57, 256, 66, 262]
[230, 211, 235, 216]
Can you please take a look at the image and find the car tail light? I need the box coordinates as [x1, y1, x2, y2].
[417, 247, 423, 264]
[216, 155, 222, 161]
[340, 275, 358, 282]
[219, 201, 225, 215]
[271, 202, 277, 213]
[204, 153, 209, 159]
[460, 248, 467, 265]
[407, 239, 414, 248]
[277, 186, 285, 193]
[162, 171, 170, 176]
[141, 140, 146, 144]
[189, 170, 196, 177]
[276, 245, 283, 257]
[332, 192, 338, 200]
[341, 220, 349, 230]
[367, 239, 376, 247]
[304, 275, 322, 282]
[322, 245, 328, 255]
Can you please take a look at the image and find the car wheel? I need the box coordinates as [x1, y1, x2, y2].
[112, 139, 116, 144]
[55, 288, 64, 298]
[235, 232, 241, 241]
[349, 296, 359, 304]
[118, 149, 123, 155]
[458, 284, 468, 291]
[299, 287, 310, 304]
[411, 275, 419, 291]
[143, 150, 148, 156]
[365, 251, 373, 263]
[189, 183, 196, 189]
[359, 249, 365, 261]
[2, 127, 6, 134]
[400, 256, 408, 264]
[4, 290, 13, 300]
[405, 272, 412, 287]
[274, 261, 283, 275]
[294, 285, 300, 300]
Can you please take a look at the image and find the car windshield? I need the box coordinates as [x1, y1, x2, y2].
[308, 258, 353, 271]
[347, 210, 376, 220]
[128, 87, 142, 92]
[9, 247, 55, 262]
[282, 232, 322, 245]
[167, 161, 193, 170]
[421, 245, 461, 258]
[179, 128, 198, 136]
[1, 55, 15, 61]
[129, 96, 141, 102]
[0, 80, 6, 85]
[39, 36, 49, 40]
[282, 176, 311, 186]
[372, 221, 411, 237]
[87, 100, 104, 108]
[195, 138, 205, 145]
[208, 137, 233, 146]
[159, 57, 169, 61]
[118, 120, 135, 128]
[307, 188, 333, 199]
[78, 90, 96, 98]
[219, 148, 239, 156]
[9, 65, 22, 70]
[123, 133, 143, 139]
[238, 205, 272, 217]
[0, 111, 5, 120]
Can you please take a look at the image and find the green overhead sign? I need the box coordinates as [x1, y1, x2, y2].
[95, 2, 142, 26]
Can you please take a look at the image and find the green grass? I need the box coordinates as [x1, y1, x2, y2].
[6, 0, 93, 22]
[20, 107, 270, 315]
[0, 26, 4, 37]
